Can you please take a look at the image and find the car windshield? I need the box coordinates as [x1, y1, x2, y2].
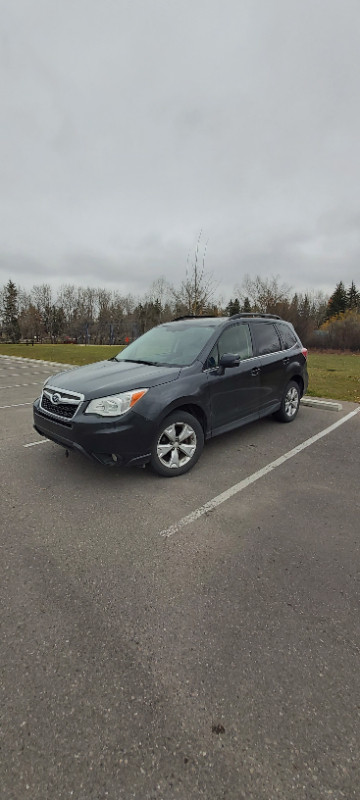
[115, 322, 219, 367]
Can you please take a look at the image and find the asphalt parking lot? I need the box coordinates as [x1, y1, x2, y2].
[1, 354, 360, 800]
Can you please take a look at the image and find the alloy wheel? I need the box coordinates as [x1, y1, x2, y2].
[284, 385, 299, 417]
[156, 421, 197, 470]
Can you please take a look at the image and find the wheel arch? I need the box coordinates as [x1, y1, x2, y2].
[289, 374, 304, 397]
[157, 402, 209, 436]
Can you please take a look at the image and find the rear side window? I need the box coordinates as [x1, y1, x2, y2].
[251, 322, 281, 355]
[276, 322, 298, 350]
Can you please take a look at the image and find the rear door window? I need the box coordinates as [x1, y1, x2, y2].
[251, 322, 281, 355]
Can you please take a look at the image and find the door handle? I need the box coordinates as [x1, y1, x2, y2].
[251, 367, 260, 376]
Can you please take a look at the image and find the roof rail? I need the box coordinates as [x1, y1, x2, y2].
[173, 315, 219, 321]
[230, 312, 281, 320]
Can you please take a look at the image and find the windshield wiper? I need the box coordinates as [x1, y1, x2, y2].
[116, 358, 160, 366]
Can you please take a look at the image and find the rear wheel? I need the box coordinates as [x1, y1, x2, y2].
[150, 411, 204, 477]
[275, 381, 300, 422]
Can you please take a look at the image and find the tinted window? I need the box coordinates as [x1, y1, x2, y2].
[206, 323, 253, 367]
[276, 322, 298, 350]
[251, 322, 281, 355]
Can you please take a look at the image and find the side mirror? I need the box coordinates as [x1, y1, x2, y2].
[218, 352, 240, 374]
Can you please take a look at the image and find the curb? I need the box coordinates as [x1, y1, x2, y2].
[301, 397, 342, 411]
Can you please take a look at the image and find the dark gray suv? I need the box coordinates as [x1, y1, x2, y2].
[33, 313, 309, 477]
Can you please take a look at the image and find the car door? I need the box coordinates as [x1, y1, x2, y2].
[205, 322, 262, 434]
[250, 321, 284, 413]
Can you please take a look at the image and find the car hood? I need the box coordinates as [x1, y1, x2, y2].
[46, 360, 181, 400]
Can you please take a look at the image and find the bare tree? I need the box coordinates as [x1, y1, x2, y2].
[146, 277, 172, 307]
[172, 232, 217, 315]
[57, 284, 78, 330]
[235, 274, 291, 314]
[18, 304, 43, 341]
[95, 288, 112, 343]
[32, 284, 61, 342]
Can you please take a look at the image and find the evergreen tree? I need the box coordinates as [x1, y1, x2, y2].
[299, 294, 311, 320]
[241, 297, 252, 313]
[226, 298, 240, 316]
[2, 280, 21, 342]
[326, 281, 347, 319]
[347, 281, 359, 311]
[135, 300, 163, 334]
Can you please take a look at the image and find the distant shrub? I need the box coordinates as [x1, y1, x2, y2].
[319, 310, 360, 351]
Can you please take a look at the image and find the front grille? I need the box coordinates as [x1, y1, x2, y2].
[41, 394, 78, 419]
[40, 386, 83, 422]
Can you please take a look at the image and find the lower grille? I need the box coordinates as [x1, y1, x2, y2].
[36, 408, 72, 428]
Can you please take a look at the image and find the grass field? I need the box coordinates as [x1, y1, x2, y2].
[0, 344, 359, 403]
[0, 343, 124, 366]
[307, 353, 360, 403]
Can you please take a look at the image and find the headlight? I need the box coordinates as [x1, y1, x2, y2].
[84, 388, 148, 417]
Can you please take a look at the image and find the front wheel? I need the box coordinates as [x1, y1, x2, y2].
[150, 411, 204, 477]
[275, 381, 300, 422]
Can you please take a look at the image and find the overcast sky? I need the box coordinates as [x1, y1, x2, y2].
[1, 0, 359, 304]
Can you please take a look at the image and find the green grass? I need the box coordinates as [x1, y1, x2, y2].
[0, 344, 359, 403]
[0, 343, 124, 366]
[307, 353, 360, 403]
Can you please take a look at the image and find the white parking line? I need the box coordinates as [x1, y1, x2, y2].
[0, 382, 43, 389]
[0, 355, 73, 369]
[160, 407, 360, 538]
[0, 402, 33, 409]
[0, 372, 45, 377]
[23, 439, 50, 448]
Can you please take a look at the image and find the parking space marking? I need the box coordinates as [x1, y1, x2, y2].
[0, 402, 33, 409]
[0, 356, 73, 369]
[23, 439, 50, 448]
[160, 407, 360, 538]
[0, 382, 43, 389]
[0, 372, 47, 377]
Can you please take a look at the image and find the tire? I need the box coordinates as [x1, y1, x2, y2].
[275, 381, 300, 422]
[150, 411, 204, 477]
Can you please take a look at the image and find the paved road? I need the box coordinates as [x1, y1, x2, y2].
[1, 355, 359, 799]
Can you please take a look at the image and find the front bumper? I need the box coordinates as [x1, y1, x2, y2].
[33, 399, 154, 467]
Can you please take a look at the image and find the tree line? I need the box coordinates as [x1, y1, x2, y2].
[228, 277, 360, 350]
[0, 274, 359, 350]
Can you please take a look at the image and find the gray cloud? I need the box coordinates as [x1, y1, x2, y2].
[1, 0, 359, 301]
